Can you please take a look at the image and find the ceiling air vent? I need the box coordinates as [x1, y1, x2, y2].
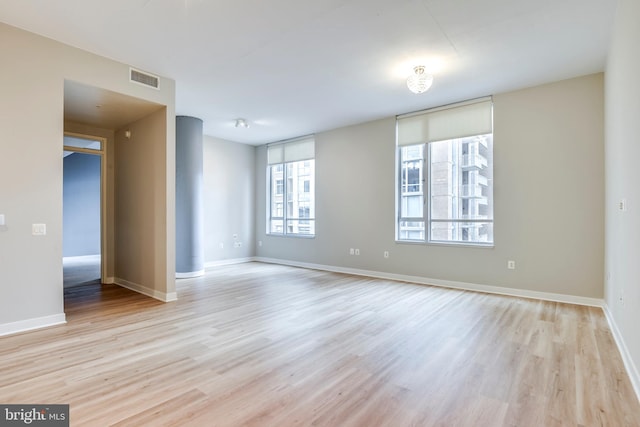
[130, 68, 160, 89]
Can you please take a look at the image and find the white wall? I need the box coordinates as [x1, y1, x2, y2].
[203, 136, 255, 264]
[493, 74, 604, 298]
[604, 0, 640, 395]
[256, 73, 604, 301]
[0, 23, 175, 334]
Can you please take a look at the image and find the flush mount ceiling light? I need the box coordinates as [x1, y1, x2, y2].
[235, 118, 249, 128]
[406, 65, 434, 94]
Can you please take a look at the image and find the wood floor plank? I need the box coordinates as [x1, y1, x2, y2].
[1, 262, 639, 426]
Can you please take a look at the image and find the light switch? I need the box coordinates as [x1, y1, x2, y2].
[32, 223, 46, 236]
[0, 214, 4, 226]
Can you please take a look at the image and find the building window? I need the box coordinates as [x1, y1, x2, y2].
[396, 98, 493, 245]
[267, 137, 315, 236]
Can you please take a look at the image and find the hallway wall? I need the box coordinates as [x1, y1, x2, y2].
[63, 152, 101, 257]
[0, 22, 175, 335]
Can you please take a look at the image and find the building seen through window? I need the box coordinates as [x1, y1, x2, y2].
[397, 99, 493, 245]
[267, 137, 315, 236]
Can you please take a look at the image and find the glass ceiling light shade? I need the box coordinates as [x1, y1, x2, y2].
[406, 65, 434, 94]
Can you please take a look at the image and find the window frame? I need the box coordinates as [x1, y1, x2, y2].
[397, 145, 426, 242]
[267, 137, 315, 238]
[396, 98, 494, 247]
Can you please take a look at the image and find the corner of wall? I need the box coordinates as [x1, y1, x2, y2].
[603, 303, 640, 402]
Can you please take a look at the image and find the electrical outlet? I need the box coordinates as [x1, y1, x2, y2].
[507, 260, 516, 270]
[619, 199, 627, 211]
[384, 251, 389, 258]
[355, 248, 360, 256]
[258, 240, 263, 247]
[349, 248, 354, 255]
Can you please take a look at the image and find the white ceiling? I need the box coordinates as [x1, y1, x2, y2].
[0, 0, 617, 145]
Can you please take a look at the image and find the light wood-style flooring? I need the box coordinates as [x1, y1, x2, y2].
[1, 262, 639, 426]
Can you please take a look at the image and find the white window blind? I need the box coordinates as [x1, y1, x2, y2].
[397, 98, 493, 146]
[268, 136, 315, 164]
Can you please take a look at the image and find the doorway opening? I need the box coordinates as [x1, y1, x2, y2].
[63, 133, 106, 288]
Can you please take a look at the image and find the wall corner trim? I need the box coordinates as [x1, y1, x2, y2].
[0, 313, 66, 337]
[114, 278, 177, 302]
[176, 270, 205, 279]
[205, 257, 256, 269]
[603, 304, 640, 403]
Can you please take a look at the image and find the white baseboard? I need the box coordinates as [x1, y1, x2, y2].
[0, 313, 66, 337]
[62, 254, 100, 262]
[254, 257, 604, 307]
[104, 276, 115, 284]
[114, 278, 177, 302]
[603, 304, 640, 403]
[176, 270, 205, 279]
[205, 257, 256, 269]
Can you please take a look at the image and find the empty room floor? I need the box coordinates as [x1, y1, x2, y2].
[1, 262, 638, 426]
[63, 254, 101, 288]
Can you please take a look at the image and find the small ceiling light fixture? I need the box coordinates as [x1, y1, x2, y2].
[406, 65, 434, 94]
[235, 118, 249, 128]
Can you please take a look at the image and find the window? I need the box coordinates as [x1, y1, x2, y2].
[397, 98, 493, 245]
[268, 137, 315, 236]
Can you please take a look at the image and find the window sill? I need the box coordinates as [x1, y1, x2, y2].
[395, 240, 494, 249]
[267, 233, 316, 239]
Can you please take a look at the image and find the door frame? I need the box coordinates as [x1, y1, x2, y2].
[63, 132, 108, 284]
